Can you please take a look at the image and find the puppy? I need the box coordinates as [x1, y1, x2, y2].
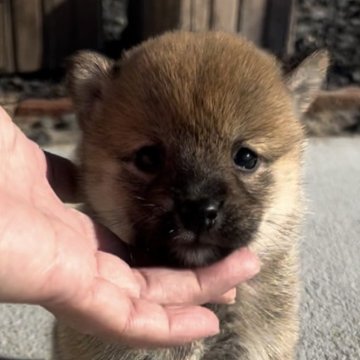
[53, 31, 328, 359]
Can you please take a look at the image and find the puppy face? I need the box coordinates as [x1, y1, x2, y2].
[68, 32, 328, 267]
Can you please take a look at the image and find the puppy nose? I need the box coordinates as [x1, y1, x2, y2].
[203, 203, 218, 225]
[178, 199, 221, 232]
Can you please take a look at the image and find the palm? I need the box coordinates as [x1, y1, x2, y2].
[0, 109, 96, 304]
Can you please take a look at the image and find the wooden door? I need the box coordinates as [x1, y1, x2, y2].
[138, 0, 295, 57]
[0, 0, 102, 74]
[0, 0, 15, 73]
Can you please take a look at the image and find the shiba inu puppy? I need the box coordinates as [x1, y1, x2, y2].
[54, 31, 328, 360]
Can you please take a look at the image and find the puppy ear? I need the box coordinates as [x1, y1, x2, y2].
[66, 51, 114, 126]
[286, 50, 330, 115]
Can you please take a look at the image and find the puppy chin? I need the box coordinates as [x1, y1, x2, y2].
[172, 245, 221, 267]
[167, 241, 234, 268]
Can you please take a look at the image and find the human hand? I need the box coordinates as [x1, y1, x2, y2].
[0, 107, 260, 346]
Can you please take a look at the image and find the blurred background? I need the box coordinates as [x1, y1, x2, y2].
[0, 1, 360, 360]
[1, 0, 359, 84]
[0, 0, 360, 149]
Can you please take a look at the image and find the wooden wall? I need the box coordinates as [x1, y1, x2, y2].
[0, 0, 295, 74]
[141, 0, 295, 56]
[0, 0, 15, 72]
[0, 0, 102, 74]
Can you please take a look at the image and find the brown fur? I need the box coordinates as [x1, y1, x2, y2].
[53, 32, 328, 359]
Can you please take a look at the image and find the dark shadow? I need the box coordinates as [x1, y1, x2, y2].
[121, 0, 182, 50]
[42, 0, 103, 70]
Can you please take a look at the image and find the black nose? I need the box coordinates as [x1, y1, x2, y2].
[178, 199, 221, 232]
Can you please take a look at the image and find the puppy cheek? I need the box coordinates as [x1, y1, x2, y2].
[269, 152, 303, 216]
[83, 159, 135, 244]
[251, 151, 303, 254]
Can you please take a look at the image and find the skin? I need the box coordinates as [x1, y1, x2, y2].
[0, 106, 261, 347]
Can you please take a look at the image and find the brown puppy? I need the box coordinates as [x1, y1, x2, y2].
[53, 32, 328, 360]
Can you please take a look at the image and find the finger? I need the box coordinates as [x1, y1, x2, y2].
[133, 247, 260, 306]
[210, 288, 236, 304]
[119, 302, 219, 346]
[96, 251, 138, 296]
[44, 151, 79, 203]
[96, 252, 237, 304]
[49, 278, 219, 347]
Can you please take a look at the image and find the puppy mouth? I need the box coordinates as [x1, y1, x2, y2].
[171, 229, 199, 245]
[166, 229, 236, 267]
[133, 213, 256, 268]
[172, 233, 216, 254]
[171, 230, 225, 249]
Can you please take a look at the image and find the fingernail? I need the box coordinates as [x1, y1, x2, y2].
[223, 288, 236, 304]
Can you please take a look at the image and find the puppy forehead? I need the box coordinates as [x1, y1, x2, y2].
[103, 32, 301, 155]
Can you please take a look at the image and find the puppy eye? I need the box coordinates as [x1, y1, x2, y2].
[134, 145, 163, 173]
[233, 147, 259, 172]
